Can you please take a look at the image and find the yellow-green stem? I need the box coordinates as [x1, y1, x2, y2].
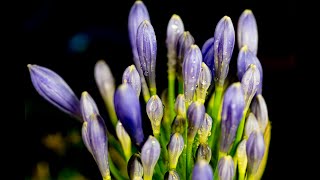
[186, 139, 194, 179]
[230, 107, 249, 156]
[108, 154, 126, 180]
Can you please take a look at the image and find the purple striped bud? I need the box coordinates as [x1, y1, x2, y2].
[198, 113, 213, 144]
[28, 64, 81, 119]
[251, 94, 269, 133]
[165, 170, 180, 180]
[166, 14, 185, 56]
[196, 62, 212, 103]
[220, 82, 245, 153]
[114, 84, 144, 147]
[176, 31, 195, 79]
[146, 95, 163, 136]
[218, 155, 235, 180]
[237, 9, 258, 55]
[80, 91, 99, 122]
[128, 153, 143, 179]
[116, 121, 132, 159]
[246, 130, 265, 175]
[191, 160, 213, 180]
[244, 113, 259, 139]
[81, 121, 92, 154]
[174, 94, 186, 117]
[183, 45, 202, 104]
[201, 37, 215, 78]
[213, 16, 235, 86]
[136, 20, 157, 92]
[141, 136, 161, 180]
[241, 64, 260, 107]
[128, 0, 150, 62]
[122, 65, 141, 97]
[187, 101, 205, 140]
[168, 133, 184, 169]
[172, 114, 186, 134]
[87, 114, 110, 179]
[196, 144, 212, 163]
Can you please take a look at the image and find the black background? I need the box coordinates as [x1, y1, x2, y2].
[24, 0, 298, 179]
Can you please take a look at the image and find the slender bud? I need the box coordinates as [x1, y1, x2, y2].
[241, 64, 260, 107]
[171, 114, 186, 134]
[136, 20, 157, 93]
[176, 31, 195, 79]
[220, 82, 245, 153]
[196, 63, 212, 103]
[114, 84, 144, 147]
[183, 45, 202, 104]
[166, 14, 185, 57]
[236, 139, 247, 180]
[28, 64, 81, 119]
[146, 95, 164, 136]
[196, 144, 212, 163]
[128, 0, 150, 62]
[164, 170, 180, 180]
[191, 160, 213, 180]
[237, 9, 258, 55]
[251, 94, 269, 133]
[80, 91, 99, 122]
[128, 153, 143, 180]
[187, 101, 205, 140]
[168, 133, 184, 169]
[201, 37, 215, 78]
[218, 155, 235, 180]
[198, 113, 213, 144]
[141, 136, 161, 180]
[213, 16, 235, 86]
[123, 65, 141, 97]
[116, 121, 132, 159]
[81, 121, 92, 154]
[246, 130, 265, 175]
[244, 113, 259, 139]
[174, 94, 186, 117]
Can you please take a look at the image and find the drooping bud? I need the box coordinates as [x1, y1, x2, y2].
[196, 63, 212, 103]
[220, 82, 245, 153]
[246, 130, 265, 175]
[251, 94, 269, 133]
[128, 153, 143, 180]
[141, 136, 161, 180]
[123, 65, 141, 97]
[244, 113, 260, 139]
[201, 37, 215, 78]
[191, 160, 213, 180]
[213, 16, 235, 86]
[241, 64, 260, 107]
[187, 101, 205, 140]
[28, 64, 81, 119]
[237, 9, 258, 55]
[80, 91, 99, 122]
[198, 113, 213, 144]
[196, 144, 212, 163]
[218, 155, 235, 180]
[146, 95, 164, 136]
[168, 133, 184, 169]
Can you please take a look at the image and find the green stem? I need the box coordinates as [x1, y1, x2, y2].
[208, 85, 223, 147]
[186, 139, 194, 179]
[108, 154, 126, 180]
[178, 80, 184, 94]
[150, 86, 157, 96]
[168, 74, 176, 124]
[107, 131, 126, 162]
[141, 76, 151, 103]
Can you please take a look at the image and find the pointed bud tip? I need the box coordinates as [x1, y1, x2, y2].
[244, 9, 253, 14]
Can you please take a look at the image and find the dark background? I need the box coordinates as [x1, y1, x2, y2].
[24, 0, 298, 179]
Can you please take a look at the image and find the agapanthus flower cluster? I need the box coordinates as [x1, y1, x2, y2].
[27, 1, 271, 179]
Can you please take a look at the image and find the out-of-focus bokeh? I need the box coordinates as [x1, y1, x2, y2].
[24, 0, 297, 179]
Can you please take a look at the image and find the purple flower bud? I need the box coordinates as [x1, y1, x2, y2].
[114, 84, 144, 147]
[198, 113, 213, 144]
[123, 65, 141, 97]
[251, 94, 269, 133]
[220, 82, 245, 153]
[191, 160, 213, 180]
[128, 153, 143, 179]
[246, 130, 265, 175]
[187, 101, 205, 140]
[146, 95, 163, 136]
[176, 31, 195, 79]
[141, 136, 161, 180]
[136, 20, 157, 91]
[28, 64, 81, 119]
[174, 94, 186, 117]
[116, 121, 132, 159]
[218, 155, 235, 180]
[213, 16, 235, 86]
[196, 62, 212, 103]
[244, 113, 259, 139]
[201, 37, 215, 78]
[237, 9, 258, 55]
[94, 60, 115, 103]
[81, 121, 92, 154]
[196, 144, 212, 163]
[168, 133, 184, 169]
[87, 114, 110, 179]
[241, 64, 260, 107]
[183, 45, 203, 104]
[172, 114, 186, 134]
[128, 0, 150, 62]
[80, 91, 99, 122]
[165, 170, 180, 180]
[166, 14, 185, 56]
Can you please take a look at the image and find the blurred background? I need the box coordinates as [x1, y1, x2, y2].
[24, 0, 297, 179]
